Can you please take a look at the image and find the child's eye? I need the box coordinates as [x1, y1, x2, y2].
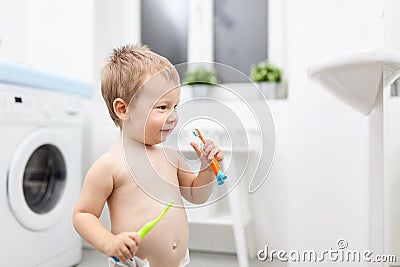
[156, 105, 167, 110]
[174, 105, 178, 109]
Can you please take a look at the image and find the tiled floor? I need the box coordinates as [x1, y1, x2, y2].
[76, 248, 286, 267]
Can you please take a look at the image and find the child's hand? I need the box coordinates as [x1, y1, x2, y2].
[190, 139, 224, 169]
[105, 232, 141, 262]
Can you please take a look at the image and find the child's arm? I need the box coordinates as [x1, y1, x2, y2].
[73, 157, 140, 261]
[177, 139, 224, 204]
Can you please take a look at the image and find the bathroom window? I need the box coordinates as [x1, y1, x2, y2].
[214, 0, 268, 82]
[141, 0, 188, 66]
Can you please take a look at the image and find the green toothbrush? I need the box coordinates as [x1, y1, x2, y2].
[112, 200, 174, 262]
[137, 200, 174, 238]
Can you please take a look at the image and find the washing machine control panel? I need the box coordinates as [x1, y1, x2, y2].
[1, 90, 34, 119]
[0, 84, 83, 124]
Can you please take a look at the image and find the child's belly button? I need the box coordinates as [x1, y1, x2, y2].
[171, 240, 183, 250]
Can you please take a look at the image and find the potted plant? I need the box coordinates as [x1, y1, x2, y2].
[183, 67, 218, 98]
[250, 61, 285, 99]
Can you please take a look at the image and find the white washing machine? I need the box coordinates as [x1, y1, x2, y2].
[0, 61, 92, 267]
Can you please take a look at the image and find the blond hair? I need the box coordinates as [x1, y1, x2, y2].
[101, 44, 178, 127]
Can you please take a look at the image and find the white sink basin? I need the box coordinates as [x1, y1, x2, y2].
[308, 49, 400, 115]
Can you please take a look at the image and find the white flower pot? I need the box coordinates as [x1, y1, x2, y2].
[258, 82, 287, 99]
[192, 84, 212, 98]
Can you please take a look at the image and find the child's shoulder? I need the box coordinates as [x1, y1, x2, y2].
[88, 145, 123, 175]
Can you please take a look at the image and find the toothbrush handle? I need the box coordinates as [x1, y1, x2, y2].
[194, 129, 222, 175]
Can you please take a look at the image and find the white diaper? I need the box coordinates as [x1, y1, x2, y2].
[108, 249, 190, 267]
[108, 256, 150, 267]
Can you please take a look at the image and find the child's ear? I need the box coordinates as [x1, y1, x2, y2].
[113, 98, 129, 121]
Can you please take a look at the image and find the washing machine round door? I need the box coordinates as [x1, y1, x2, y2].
[8, 128, 73, 231]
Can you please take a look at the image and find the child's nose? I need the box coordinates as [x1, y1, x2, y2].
[167, 110, 178, 123]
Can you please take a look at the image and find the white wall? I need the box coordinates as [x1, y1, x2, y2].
[283, 0, 383, 265]
[0, 1, 29, 63]
[384, 0, 400, 52]
[0, 0, 95, 83]
[383, 0, 400, 263]
[244, 1, 384, 263]
[384, 87, 400, 264]
[26, 0, 94, 82]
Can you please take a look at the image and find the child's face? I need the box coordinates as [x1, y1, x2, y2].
[124, 75, 180, 145]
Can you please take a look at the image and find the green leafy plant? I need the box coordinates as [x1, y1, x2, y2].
[183, 68, 218, 86]
[250, 61, 282, 83]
